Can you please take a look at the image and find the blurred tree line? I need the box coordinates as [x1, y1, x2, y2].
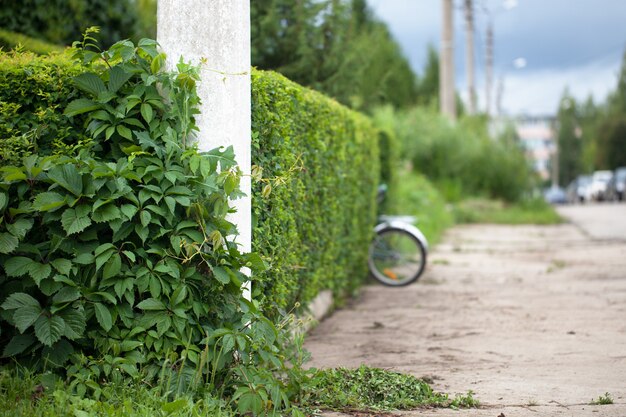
[1, 0, 434, 112]
[556, 52, 626, 185]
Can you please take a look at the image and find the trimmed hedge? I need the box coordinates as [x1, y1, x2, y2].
[0, 50, 85, 166]
[0, 52, 381, 317]
[0, 29, 65, 55]
[251, 70, 380, 313]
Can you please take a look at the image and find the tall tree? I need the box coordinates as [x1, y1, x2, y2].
[251, 0, 417, 111]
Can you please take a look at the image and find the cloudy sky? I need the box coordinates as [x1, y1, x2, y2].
[368, 0, 626, 116]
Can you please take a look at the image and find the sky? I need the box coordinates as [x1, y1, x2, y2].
[368, 0, 626, 116]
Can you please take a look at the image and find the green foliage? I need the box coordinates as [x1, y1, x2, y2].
[0, 49, 86, 166]
[389, 169, 454, 245]
[0, 39, 300, 416]
[251, 69, 380, 315]
[0, 29, 64, 55]
[304, 365, 478, 412]
[590, 392, 613, 405]
[0, 0, 140, 48]
[251, 0, 417, 111]
[453, 198, 562, 225]
[381, 106, 534, 202]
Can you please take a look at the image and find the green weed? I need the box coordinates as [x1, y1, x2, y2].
[590, 392, 614, 405]
[453, 197, 562, 225]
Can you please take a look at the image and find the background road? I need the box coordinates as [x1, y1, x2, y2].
[306, 204, 626, 416]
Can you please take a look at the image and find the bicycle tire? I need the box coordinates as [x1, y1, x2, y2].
[368, 226, 427, 286]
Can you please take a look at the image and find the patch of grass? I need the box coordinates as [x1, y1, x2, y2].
[0, 369, 234, 417]
[453, 197, 562, 225]
[304, 365, 478, 413]
[388, 169, 454, 246]
[590, 392, 614, 405]
[432, 259, 450, 265]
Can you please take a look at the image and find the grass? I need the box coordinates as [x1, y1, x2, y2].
[590, 392, 614, 405]
[304, 365, 479, 413]
[1, 365, 480, 416]
[0, 369, 234, 417]
[388, 168, 454, 246]
[453, 197, 563, 225]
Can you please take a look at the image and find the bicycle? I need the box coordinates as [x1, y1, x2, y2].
[368, 186, 428, 286]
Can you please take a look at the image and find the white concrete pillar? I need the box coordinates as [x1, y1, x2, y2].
[157, 1, 251, 296]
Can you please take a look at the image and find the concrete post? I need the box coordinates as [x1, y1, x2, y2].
[157, 1, 251, 297]
[440, 0, 456, 120]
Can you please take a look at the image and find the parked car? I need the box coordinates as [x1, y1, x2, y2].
[566, 175, 591, 203]
[544, 185, 567, 204]
[589, 170, 613, 201]
[606, 167, 626, 201]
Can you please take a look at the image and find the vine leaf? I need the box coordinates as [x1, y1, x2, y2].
[34, 315, 65, 346]
[61, 206, 92, 235]
[94, 303, 113, 332]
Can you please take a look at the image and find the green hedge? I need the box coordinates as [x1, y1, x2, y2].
[0, 53, 381, 317]
[0, 29, 65, 55]
[251, 70, 380, 313]
[0, 50, 85, 166]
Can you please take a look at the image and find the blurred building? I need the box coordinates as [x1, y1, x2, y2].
[514, 116, 556, 182]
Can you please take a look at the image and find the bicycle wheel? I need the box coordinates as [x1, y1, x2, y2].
[368, 226, 427, 286]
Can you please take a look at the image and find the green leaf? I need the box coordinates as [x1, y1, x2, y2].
[0, 232, 18, 254]
[73, 72, 106, 96]
[3, 256, 35, 277]
[74, 253, 95, 265]
[117, 125, 133, 140]
[1, 292, 40, 310]
[6, 218, 34, 240]
[140, 210, 151, 227]
[33, 192, 67, 212]
[2, 334, 36, 357]
[47, 165, 83, 197]
[52, 287, 81, 304]
[34, 315, 65, 346]
[64, 98, 101, 117]
[243, 253, 268, 272]
[108, 66, 132, 94]
[94, 303, 113, 332]
[0, 192, 6, 210]
[161, 398, 188, 413]
[61, 206, 92, 235]
[237, 392, 264, 415]
[136, 298, 165, 311]
[92, 204, 122, 223]
[48, 261, 71, 278]
[140, 103, 154, 123]
[1, 166, 27, 181]
[212, 266, 230, 284]
[102, 254, 122, 280]
[14, 306, 42, 333]
[28, 262, 52, 285]
[120, 204, 138, 219]
[59, 308, 86, 340]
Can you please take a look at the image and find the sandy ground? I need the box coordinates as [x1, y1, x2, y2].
[304, 205, 626, 416]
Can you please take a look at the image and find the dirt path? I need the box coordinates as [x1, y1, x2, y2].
[304, 221, 626, 416]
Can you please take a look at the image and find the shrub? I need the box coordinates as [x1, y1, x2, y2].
[381, 107, 534, 202]
[0, 29, 65, 55]
[0, 37, 285, 405]
[251, 70, 380, 314]
[0, 49, 85, 166]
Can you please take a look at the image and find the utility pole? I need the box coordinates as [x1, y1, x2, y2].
[157, 0, 252, 299]
[440, 0, 456, 119]
[464, 0, 476, 114]
[485, 22, 493, 117]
